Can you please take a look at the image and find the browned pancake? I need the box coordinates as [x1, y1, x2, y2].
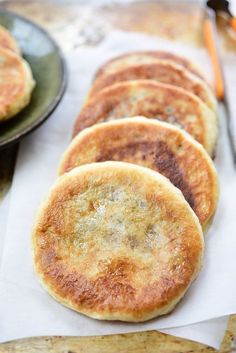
[0, 47, 35, 122]
[95, 51, 207, 83]
[33, 161, 204, 322]
[0, 25, 20, 53]
[73, 80, 218, 156]
[89, 61, 217, 111]
[60, 118, 219, 230]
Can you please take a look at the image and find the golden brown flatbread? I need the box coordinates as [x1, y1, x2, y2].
[73, 80, 218, 156]
[0, 25, 20, 53]
[0, 47, 35, 122]
[95, 51, 207, 83]
[89, 61, 217, 111]
[60, 117, 219, 230]
[33, 162, 204, 322]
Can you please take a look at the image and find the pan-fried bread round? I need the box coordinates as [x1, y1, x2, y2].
[95, 51, 207, 83]
[0, 47, 35, 122]
[33, 161, 204, 322]
[60, 118, 219, 230]
[90, 61, 217, 111]
[73, 80, 217, 156]
[0, 25, 20, 53]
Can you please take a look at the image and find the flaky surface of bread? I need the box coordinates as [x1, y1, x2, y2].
[61, 118, 219, 230]
[95, 51, 207, 83]
[73, 80, 218, 156]
[89, 61, 217, 111]
[0, 25, 20, 54]
[33, 162, 204, 322]
[0, 47, 35, 122]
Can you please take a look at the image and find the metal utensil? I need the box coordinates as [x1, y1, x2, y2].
[207, 0, 236, 32]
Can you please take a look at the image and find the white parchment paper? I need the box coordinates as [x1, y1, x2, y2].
[0, 31, 234, 348]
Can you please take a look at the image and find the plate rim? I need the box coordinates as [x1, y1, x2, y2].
[0, 8, 67, 150]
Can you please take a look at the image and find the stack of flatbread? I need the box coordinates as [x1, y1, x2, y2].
[0, 25, 35, 122]
[32, 51, 219, 323]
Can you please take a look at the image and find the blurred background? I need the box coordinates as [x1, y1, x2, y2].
[0, 0, 236, 52]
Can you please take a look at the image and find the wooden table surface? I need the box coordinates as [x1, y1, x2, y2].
[0, 1, 236, 352]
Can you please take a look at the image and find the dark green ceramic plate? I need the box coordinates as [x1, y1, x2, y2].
[0, 10, 67, 149]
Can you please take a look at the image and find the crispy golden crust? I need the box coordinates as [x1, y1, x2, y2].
[33, 162, 204, 322]
[95, 51, 207, 83]
[0, 25, 20, 54]
[0, 47, 35, 122]
[60, 118, 219, 230]
[90, 61, 217, 111]
[73, 80, 218, 156]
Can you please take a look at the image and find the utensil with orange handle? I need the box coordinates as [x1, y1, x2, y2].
[229, 16, 236, 31]
[204, 6, 236, 165]
[203, 9, 224, 100]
